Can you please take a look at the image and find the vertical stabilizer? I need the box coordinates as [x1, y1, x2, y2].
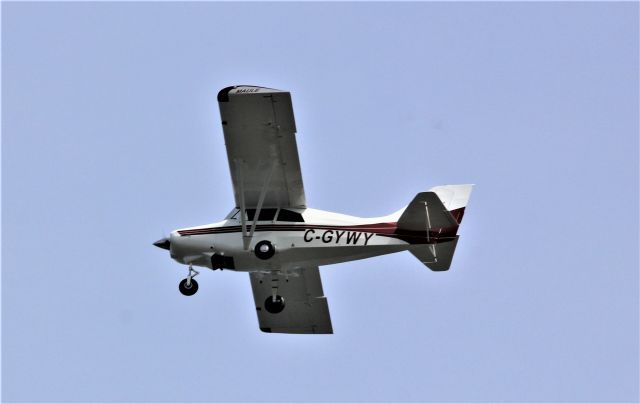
[429, 184, 473, 224]
[399, 184, 472, 271]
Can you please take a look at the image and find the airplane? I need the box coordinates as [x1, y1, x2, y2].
[153, 85, 473, 334]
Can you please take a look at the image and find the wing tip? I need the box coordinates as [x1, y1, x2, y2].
[218, 85, 286, 102]
[217, 86, 236, 102]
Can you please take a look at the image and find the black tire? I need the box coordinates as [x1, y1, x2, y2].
[179, 278, 199, 296]
[264, 295, 285, 313]
[254, 240, 275, 260]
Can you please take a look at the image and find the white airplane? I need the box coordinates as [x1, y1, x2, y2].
[154, 85, 473, 334]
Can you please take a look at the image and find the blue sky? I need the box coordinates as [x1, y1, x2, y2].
[2, 2, 638, 402]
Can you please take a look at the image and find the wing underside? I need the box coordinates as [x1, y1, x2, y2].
[249, 266, 333, 334]
[218, 85, 306, 209]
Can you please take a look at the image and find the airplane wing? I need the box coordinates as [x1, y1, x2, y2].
[249, 266, 333, 334]
[218, 85, 306, 209]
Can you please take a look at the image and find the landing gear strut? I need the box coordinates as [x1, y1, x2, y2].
[179, 264, 199, 296]
[264, 274, 285, 313]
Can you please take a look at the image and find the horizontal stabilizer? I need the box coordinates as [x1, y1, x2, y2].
[409, 236, 459, 271]
[397, 192, 458, 232]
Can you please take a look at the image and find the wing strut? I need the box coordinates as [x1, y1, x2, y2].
[236, 159, 278, 250]
[235, 159, 249, 245]
[248, 160, 277, 242]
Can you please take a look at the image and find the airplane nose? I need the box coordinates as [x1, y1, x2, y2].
[153, 237, 171, 250]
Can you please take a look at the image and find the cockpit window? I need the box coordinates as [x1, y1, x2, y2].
[246, 208, 277, 221]
[226, 209, 240, 219]
[277, 209, 305, 222]
[231, 208, 277, 221]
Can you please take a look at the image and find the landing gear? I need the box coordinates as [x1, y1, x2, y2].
[263, 274, 285, 313]
[264, 295, 285, 313]
[179, 264, 199, 296]
[255, 240, 275, 260]
[179, 278, 198, 296]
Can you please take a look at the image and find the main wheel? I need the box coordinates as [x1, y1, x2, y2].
[179, 278, 199, 296]
[264, 295, 285, 313]
[254, 240, 275, 260]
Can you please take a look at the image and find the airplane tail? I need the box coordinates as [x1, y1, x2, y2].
[396, 184, 473, 271]
[429, 184, 473, 224]
[409, 237, 459, 271]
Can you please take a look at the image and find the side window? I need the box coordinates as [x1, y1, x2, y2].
[258, 208, 277, 221]
[277, 209, 305, 222]
[245, 208, 277, 221]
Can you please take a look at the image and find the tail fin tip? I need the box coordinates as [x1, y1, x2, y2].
[429, 184, 474, 211]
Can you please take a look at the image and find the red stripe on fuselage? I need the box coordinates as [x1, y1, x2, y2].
[176, 219, 460, 244]
[177, 222, 398, 236]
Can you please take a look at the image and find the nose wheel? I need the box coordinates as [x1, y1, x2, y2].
[179, 264, 199, 296]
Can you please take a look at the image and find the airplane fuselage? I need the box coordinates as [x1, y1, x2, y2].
[168, 207, 450, 272]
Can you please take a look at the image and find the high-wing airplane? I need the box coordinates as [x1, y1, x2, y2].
[154, 85, 473, 334]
